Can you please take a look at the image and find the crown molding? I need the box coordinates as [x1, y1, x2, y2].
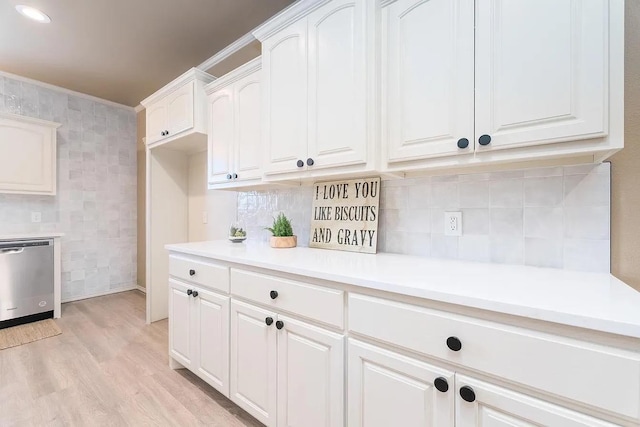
[134, 104, 145, 113]
[140, 68, 216, 107]
[252, 0, 332, 41]
[0, 111, 62, 128]
[0, 69, 135, 112]
[197, 31, 257, 72]
[204, 57, 261, 94]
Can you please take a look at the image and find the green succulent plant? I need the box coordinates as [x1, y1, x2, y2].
[230, 226, 246, 237]
[266, 213, 294, 237]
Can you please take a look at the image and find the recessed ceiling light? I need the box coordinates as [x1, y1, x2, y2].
[15, 5, 51, 23]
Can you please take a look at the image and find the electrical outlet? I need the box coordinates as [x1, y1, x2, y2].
[444, 211, 462, 236]
[31, 212, 42, 223]
[202, 211, 208, 224]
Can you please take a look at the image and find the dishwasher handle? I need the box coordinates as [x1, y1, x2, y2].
[0, 239, 52, 250]
[0, 248, 25, 255]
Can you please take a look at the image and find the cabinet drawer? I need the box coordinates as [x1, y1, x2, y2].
[231, 269, 344, 329]
[349, 293, 640, 420]
[169, 255, 229, 293]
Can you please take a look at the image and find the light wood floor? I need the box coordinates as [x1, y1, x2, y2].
[0, 291, 263, 427]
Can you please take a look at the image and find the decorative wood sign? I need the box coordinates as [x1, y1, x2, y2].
[309, 177, 380, 254]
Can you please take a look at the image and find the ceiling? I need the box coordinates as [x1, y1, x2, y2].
[0, 0, 294, 107]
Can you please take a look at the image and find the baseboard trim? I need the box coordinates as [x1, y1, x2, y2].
[61, 284, 138, 303]
[136, 285, 147, 294]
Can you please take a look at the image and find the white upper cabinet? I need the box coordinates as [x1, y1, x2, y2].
[141, 68, 214, 150]
[475, 0, 608, 152]
[165, 81, 195, 137]
[262, 20, 308, 176]
[235, 73, 262, 181]
[382, 0, 623, 173]
[0, 113, 60, 195]
[255, 0, 376, 180]
[146, 102, 167, 145]
[205, 58, 263, 188]
[207, 89, 234, 185]
[307, 0, 367, 171]
[383, 0, 474, 164]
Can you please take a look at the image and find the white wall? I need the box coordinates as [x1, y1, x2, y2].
[610, 0, 640, 291]
[188, 152, 237, 241]
[0, 75, 137, 301]
[236, 164, 611, 273]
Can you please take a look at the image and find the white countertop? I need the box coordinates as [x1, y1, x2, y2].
[0, 232, 64, 240]
[166, 240, 640, 339]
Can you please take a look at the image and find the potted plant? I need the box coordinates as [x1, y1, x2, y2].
[266, 213, 297, 248]
[228, 222, 247, 243]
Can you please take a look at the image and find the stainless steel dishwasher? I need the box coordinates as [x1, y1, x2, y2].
[0, 239, 54, 328]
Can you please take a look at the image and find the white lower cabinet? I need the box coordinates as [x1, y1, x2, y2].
[348, 293, 640, 420]
[230, 299, 278, 426]
[348, 339, 618, 427]
[277, 315, 344, 427]
[230, 299, 345, 427]
[167, 253, 636, 427]
[348, 339, 455, 427]
[169, 279, 230, 396]
[194, 287, 230, 395]
[169, 279, 194, 369]
[455, 375, 618, 427]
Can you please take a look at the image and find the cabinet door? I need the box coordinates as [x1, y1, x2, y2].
[262, 19, 308, 176]
[276, 315, 344, 427]
[384, 0, 474, 164]
[166, 81, 195, 137]
[230, 300, 277, 427]
[475, 0, 608, 151]
[168, 279, 194, 369]
[207, 90, 234, 184]
[146, 100, 167, 144]
[234, 71, 262, 182]
[0, 117, 56, 195]
[348, 339, 454, 427]
[306, 0, 368, 170]
[194, 288, 230, 397]
[456, 375, 618, 427]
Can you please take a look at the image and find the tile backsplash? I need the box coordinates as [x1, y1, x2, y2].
[237, 163, 611, 273]
[0, 75, 137, 301]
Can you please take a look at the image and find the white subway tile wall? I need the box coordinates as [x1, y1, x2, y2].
[0, 76, 137, 300]
[237, 163, 611, 272]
